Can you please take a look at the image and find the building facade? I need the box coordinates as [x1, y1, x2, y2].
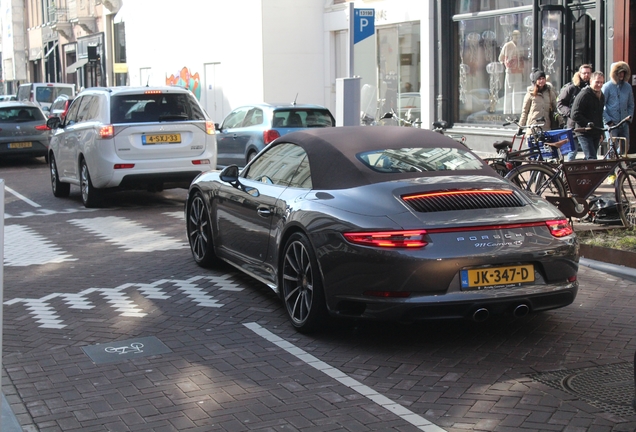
[437, 0, 635, 153]
[1, 0, 633, 153]
[0, 0, 122, 96]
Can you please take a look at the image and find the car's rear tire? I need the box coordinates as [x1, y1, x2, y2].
[50, 154, 70, 198]
[281, 232, 327, 333]
[246, 150, 257, 165]
[186, 191, 219, 267]
[80, 159, 102, 208]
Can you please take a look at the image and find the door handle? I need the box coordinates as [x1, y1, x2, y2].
[257, 207, 271, 217]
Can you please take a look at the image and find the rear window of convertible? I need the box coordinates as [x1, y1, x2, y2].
[357, 147, 484, 173]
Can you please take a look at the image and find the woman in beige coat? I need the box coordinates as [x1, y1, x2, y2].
[519, 69, 559, 133]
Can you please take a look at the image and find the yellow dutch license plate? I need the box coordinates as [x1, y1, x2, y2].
[461, 264, 534, 289]
[142, 133, 181, 144]
[8, 142, 32, 149]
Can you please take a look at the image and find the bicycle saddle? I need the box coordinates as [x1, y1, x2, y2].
[493, 140, 513, 151]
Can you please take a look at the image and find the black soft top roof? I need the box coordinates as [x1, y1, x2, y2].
[270, 126, 487, 190]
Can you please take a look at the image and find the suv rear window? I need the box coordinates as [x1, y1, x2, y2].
[0, 106, 45, 122]
[110, 93, 206, 124]
[272, 109, 334, 128]
[35, 86, 73, 104]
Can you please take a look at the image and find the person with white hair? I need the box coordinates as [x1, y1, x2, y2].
[602, 61, 634, 154]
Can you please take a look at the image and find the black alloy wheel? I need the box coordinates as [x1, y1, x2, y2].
[281, 232, 327, 332]
[187, 191, 218, 267]
[50, 154, 70, 197]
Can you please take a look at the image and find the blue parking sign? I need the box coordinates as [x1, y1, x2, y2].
[354, 9, 375, 44]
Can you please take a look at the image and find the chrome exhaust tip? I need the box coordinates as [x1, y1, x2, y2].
[513, 304, 530, 318]
[472, 308, 489, 322]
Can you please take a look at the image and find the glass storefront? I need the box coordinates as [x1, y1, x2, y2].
[452, 1, 564, 125]
[374, 22, 421, 124]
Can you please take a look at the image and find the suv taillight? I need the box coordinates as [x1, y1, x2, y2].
[98, 125, 114, 139]
[205, 121, 215, 135]
[264, 130, 280, 144]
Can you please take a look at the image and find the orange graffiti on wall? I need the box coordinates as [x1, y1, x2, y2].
[166, 67, 201, 100]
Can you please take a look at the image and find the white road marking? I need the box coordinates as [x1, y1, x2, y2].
[163, 211, 184, 220]
[68, 216, 187, 252]
[4, 276, 243, 329]
[5, 186, 41, 207]
[245, 322, 447, 432]
[4, 207, 98, 219]
[4, 225, 76, 266]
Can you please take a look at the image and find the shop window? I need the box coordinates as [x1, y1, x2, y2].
[453, 3, 563, 126]
[376, 22, 420, 124]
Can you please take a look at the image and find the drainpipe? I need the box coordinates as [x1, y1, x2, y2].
[435, 0, 445, 122]
[533, 0, 540, 71]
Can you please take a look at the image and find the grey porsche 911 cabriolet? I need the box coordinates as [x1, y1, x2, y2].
[185, 126, 579, 332]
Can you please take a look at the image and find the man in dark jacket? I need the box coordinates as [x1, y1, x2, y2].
[557, 64, 592, 160]
[571, 71, 606, 159]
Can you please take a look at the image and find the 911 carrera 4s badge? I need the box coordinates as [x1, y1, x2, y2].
[456, 232, 533, 248]
[460, 264, 534, 290]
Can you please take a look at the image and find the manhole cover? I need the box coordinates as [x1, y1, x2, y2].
[82, 336, 172, 364]
[530, 362, 635, 419]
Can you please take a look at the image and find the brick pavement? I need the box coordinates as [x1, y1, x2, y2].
[2, 161, 636, 432]
[3, 260, 636, 431]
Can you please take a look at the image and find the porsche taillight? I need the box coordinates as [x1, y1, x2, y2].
[546, 219, 574, 237]
[343, 230, 428, 248]
[263, 129, 280, 144]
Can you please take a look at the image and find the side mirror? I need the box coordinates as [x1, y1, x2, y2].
[220, 165, 240, 184]
[46, 117, 61, 129]
[214, 123, 221, 131]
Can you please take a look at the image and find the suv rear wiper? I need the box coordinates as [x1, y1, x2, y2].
[157, 114, 189, 121]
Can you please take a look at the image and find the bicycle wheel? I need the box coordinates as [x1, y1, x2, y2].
[505, 163, 567, 199]
[615, 169, 636, 227]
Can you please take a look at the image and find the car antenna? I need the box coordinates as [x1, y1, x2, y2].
[292, 93, 298, 106]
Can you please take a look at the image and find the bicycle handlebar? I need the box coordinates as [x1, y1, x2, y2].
[573, 115, 632, 133]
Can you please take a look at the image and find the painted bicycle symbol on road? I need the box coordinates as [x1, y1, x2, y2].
[105, 342, 144, 355]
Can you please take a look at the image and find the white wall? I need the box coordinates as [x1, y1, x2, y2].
[124, 0, 327, 123]
[123, 0, 433, 125]
[261, 0, 326, 105]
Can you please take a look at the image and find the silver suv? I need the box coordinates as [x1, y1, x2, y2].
[47, 86, 217, 207]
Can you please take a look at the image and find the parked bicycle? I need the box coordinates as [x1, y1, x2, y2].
[483, 117, 559, 177]
[431, 119, 467, 146]
[504, 116, 636, 227]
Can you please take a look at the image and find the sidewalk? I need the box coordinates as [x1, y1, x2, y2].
[2, 393, 20, 432]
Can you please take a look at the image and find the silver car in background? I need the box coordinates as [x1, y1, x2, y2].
[215, 103, 334, 167]
[47, 86, 216, 207]
[0, 101, 51, 160]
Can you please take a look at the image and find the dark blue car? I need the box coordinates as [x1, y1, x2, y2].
[215, 103, 335, 167]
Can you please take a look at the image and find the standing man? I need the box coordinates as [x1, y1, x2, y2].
[499, 30, 524, 115]
[602, 61, 634, 154]
[571, 71, 605, 159]
[557, 64, 592, 161]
